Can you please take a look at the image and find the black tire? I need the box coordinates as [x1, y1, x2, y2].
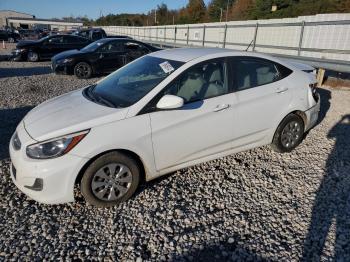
[81, 152, 140, 207]
[27, 51, 39, 62]
[271, 114, 305, 153]
[74, 62, 92, 79]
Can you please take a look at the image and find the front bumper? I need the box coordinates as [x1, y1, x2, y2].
[11, 50, 26, 61]
[51, 60, 73, 75]
[304, 92, 320, 131]
[9, 122, 88, 204]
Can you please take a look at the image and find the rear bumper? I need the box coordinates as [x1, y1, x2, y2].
[304, 93, 320, 131]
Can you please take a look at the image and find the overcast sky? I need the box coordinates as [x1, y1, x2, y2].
[0, 0, 212, 20]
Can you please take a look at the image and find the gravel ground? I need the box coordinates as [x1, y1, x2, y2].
[0, 59, 349, 261]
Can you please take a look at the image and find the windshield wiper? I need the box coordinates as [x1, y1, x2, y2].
[94, 93, 118, 108]
[85, 85, 118, 108]
[86, 84, 97, 101]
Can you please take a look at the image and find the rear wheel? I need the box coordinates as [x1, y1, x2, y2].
[27, 51, 39, 62]
[74, 62, 92, 79]
[81, 152, 140, 207]
[271, 114, 304, 153]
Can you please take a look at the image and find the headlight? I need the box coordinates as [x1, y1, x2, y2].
[26, 130, 89, 159]
[16, 48, 26, 53]
[12, 132, 21, 151]
[59, 58, 74, 64]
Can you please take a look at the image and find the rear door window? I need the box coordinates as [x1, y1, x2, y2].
[99, 41, 124, 53]
[64, 36, 87, 44]
[48, 36, 64, 44]
[229, 57, 293, 91]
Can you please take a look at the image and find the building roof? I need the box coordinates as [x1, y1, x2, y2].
[7, 17, 82, 24]
[0, 10, 34, 17]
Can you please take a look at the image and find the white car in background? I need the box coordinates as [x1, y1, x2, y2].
[10, 48, 320, 207]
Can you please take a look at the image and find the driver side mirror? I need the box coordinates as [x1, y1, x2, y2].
[156, 95, 184, 110]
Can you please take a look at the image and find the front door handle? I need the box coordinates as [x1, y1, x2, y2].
[276, 87, 288, 93]
[213, 104, 230, 112]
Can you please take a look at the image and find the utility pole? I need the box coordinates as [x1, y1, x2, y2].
[220, 8, 223, 22]
[154, 9, 157, 25]
[173, 15, 175, 25]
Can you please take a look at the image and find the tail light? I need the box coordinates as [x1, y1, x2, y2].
[309, 83, 319, 102]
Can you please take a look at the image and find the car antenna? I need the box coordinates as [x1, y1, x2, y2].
[245, 39, 254, 52]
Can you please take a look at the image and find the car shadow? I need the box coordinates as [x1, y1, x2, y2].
[175, 242, 267, 261]
[316, 87, 331, 125]
[0, 66, 52, 78]
[302, 114, 350, 260]
[0, 106, 33, 160]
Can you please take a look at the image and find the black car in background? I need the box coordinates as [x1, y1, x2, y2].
[0, 30, 21, 42]
[12, 34, 90, 61]
[51, 38, 160, 78]
[18, 29, 48, 40]
[72, 28, 107, 41]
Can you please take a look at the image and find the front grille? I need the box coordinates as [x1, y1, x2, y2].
[12, 132, 21, 151]
[12, 164, 16, 180]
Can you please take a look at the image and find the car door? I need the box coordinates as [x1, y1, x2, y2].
[147, 58, 237, 171]
[96, 41, 125, 73]
[41, 35, 65, 58]
[229, 57, 293, 148]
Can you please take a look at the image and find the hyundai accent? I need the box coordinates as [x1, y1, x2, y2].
[10, 48, 320, 207]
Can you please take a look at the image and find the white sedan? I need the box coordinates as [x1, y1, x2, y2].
[9, 48, 320, 207]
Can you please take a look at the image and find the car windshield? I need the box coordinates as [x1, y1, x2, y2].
[81, 39, 109, 52]
[86, 56, 184, 108]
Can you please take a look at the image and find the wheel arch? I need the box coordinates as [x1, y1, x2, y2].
[74, 149, 146, 186]
[271, 110, 307, 143]
[73, 60, 96, 75]
[27, 48, 40, 60]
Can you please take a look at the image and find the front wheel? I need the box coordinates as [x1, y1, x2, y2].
[271, 114, 304, 153]
[74, 62, 92, 79]
[27, 51, 39, 62]
[81, 152, 140, 207]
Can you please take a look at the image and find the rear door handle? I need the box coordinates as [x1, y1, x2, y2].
[213, 104, 230, 112]
[276, 87, 288, 93]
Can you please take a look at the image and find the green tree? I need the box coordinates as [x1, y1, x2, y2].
[208, 0, 235, 22]
[156, 3, 169, 25]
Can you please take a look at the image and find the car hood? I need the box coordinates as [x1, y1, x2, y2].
[52, 49, 83, 60]
[16, 40, 40, 48]
[23, 88, 129, 141]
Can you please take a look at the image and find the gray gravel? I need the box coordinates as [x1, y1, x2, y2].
[0, 60, 350, 261]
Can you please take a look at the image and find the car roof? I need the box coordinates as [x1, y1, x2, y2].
[149, 47, 287, 63]
[149, 48, 247, 62]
